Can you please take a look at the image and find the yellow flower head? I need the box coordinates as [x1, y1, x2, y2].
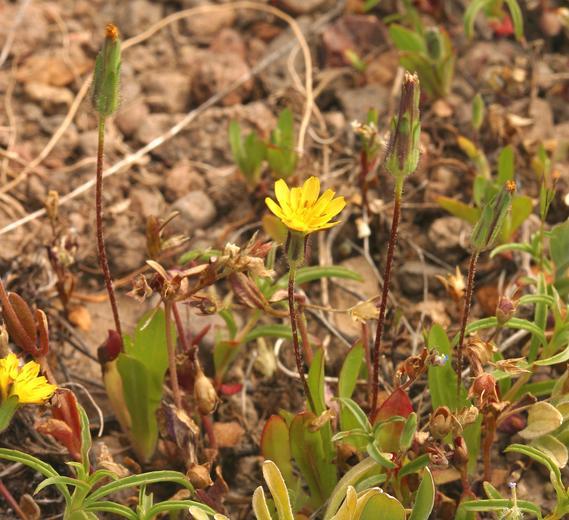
[265, 176, 346, 234]
[0, 353, 57, 405]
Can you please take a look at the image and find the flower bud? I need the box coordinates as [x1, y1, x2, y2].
[385, 72, 421, 184]
[453, 436, 469, 467]
[471, 181, 515, 252]
[468, 373, 500, 409]
[496, 296, 517, 325]
[194, 365, 218, 415]
[429, 406, 453, 439]
[187, 463, 213, 489]
[91, 23, 121, 117]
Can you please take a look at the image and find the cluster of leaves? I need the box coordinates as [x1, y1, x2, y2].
[229, 108, 298, 187]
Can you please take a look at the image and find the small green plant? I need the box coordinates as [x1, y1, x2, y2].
[389, 24, 454, 99]
[464, 0, 524, 41]
[437, 139, 533, 244]
[229, 120, 266, 187]
[0, 406, 213, 519]
[229, 108, 298, 187]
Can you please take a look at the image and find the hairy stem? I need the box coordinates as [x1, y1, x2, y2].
[288, 264, 316, 413]
[95, 117, 122, 343]
[164, 301, 182, 409]
[456, 250, 479, 396]
[371, 188, 402, 417]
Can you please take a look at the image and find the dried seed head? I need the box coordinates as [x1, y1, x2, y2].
[429, 406, 454, 440]
[465, 335, 496, 373]
[194, 364, 218, 415]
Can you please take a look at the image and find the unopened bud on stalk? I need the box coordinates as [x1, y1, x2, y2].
[385, 72, 421, 185]
[496, 296, 517, 325]
[471, 181, 515, 252]
[194, 364, 218, 415]
[91, 23, 121, 117]
[453, 436, 469, 467]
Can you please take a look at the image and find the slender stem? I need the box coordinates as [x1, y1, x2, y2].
[288, 264, 316, 413]
[0, 480, 26, 520]
[164, 301, 182, 409]
[482, 412, 497, 482]
[456, 250, 479, 396]
[371, 188, 402, 417]
[95, 117, 122, 343]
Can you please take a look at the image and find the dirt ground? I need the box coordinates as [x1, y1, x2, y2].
[1, 0, 569, 518]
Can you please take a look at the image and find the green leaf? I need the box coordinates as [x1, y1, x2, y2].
[360, 491, 405, 520]
[337, 398, 371, 433]
[534, 343, 569, 366]
[409, 467, 435, 520]
[0, 448, 71, 503]
[252, 487, 272, 520]
[274, 266, 363, 293]
[504, 0, 524, 40]
[464, 0, 493, 39]
[533, 435, 568, 468]
[85, 471, 192, 504]
[399, 412, 417, 451]
[483, 482, 503, 499]
[457, 499, 542, 518]
[308, 348, 326, 416]
[389, 24, 426, 54]
[244, 324, 292, 343]
[436, 197, 480, 226]
[290, 413, 337, 508]
[427, 324, 466, 411]
[261, 416, 296, 489]
[262, 460, 295, 520]
[399, 454, 430, 478]
[84, 501, 138, 519]
[518, 402, 563, 440]
[497, 146, 514, 184]
[267, 108, 297, 179]
[338, 343, 364, 399]
[366, 441, 396, 469]
[550, 220, 569, 280]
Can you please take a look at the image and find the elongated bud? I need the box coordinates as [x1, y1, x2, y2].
[425, 27, 443, 61]
[385, 72, 421, 184]
[91, 23, 121, 117]
[471, 181, 515, 252]
[496, 296, 516, 325]
[194, 364, 218, 415]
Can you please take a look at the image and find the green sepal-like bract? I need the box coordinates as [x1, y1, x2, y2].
[91, 24, 121, 117]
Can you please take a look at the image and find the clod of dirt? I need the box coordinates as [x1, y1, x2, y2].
[427, 216, 470, 264]
[141, 71, 191, 114]
[117, 0, 163, 38]
[115, 99, 150, 138]
[164, 160, 206, 202]
[274, 0, 332, 16]
[190, 50, 253, 106]
[171, 190, 217, 230]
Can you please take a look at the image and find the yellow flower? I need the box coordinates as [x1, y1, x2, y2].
[0, 353, 56, 405]
[265, 176, 346, 234]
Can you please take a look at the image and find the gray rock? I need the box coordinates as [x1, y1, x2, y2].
[427, 216, 470, 263]
[397, 261, 447, 297]
[77, 130, 99, 157]
[115, 99, 150, 138]
[337, 84, 389, 125]
[141, 71, 190, 114]
[130, 187, 165, 219]
[171, 190, 217, 230]
[118, 0, 163, 37]
[164, 160, 205, 201]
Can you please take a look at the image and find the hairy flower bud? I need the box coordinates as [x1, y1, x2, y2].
[385, 72, 421, 184]
[471, 181, 515, 252]
[91, 23, 121, 117]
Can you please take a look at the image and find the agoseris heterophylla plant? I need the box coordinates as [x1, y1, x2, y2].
[266, 176, 346, 411]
